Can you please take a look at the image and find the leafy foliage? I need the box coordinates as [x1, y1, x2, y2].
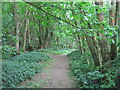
[2, 61, 42, 88]
[8, 51, 50, 62]
[68, 51, 120, 88]
[2, 45, 21, 59]
[2, 1, 120, 88]
[37, 49, 75, 55]
[2, 51, 51, 88]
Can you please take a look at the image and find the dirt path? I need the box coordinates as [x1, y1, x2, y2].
[18, 54, 75, 88]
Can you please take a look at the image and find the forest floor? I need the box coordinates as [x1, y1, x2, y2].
[18, 54, 76, 88]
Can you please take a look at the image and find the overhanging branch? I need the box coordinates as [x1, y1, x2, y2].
[23, 1, 81, 29]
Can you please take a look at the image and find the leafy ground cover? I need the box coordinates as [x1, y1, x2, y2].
[68, 51, 120, 88]
[8, 51, 50, 62]
[2, 45, 22, 59]
[2, 51, 51, 88]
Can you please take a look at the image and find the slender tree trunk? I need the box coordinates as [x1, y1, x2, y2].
[115, 1, 119, 25]
[77, 34, 83, 54]
[27, 12, 33, 51]
[80, 8, 102, 65]
[109, 2, 117, 60]
[91, 36, 103, 66]
[47, 29, 54, 48]
[118, 1, 120, 52]
[95, 1, 110, 64]
[37, 19, 45, 49]
[28, 26, 31, 44]
[13, 4, 20, 51]
[38, 19, 43, 48]
[23, 10, 29, 51]
[43, 29, 50, 49]
[82, 37, 88, 53]
[41, 27, 49, 49]
[70, 4, 84, 54]
[82, 37, 90, 64]
[80, 11, 101, 66]
[85, 36, 100, 66]
[27, 21, 33, 51]
[87, 23, 103, 66]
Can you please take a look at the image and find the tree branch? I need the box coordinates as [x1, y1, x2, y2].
[42, 4, 75, 11]
[23, 1, 81, 29]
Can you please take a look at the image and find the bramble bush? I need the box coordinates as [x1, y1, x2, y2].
[68, 51, 120, 88]
[2, 51, 51, 88]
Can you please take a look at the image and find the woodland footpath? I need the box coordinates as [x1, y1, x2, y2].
[1, 1, 120, 88]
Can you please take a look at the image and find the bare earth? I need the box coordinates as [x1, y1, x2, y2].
[18, 54, 75, 88]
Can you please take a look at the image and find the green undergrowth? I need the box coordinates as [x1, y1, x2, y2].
[17, 58, 54, 88]
[2, 51, 51, 88]
[68, 51, 120, 88]
[2, 45, 22, 59]
[17, 80, 48, 88]
[37, 48, 76, 55]
[8, 52, 50, 62]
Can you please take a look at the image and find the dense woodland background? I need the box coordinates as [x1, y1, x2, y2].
[1, 1, 120, 88]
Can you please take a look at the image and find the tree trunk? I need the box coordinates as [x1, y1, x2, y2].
[95, 1, 110, 64]
[87, 23, 103, 66]
[85, 36, 100, 66]
[78, 35, 83, 55]
[91, 36, 103, 66]
[41, 28, 49, 49]
[27, 21, 33, 51]
[70, 3, 84, 54]
[28, 25, 31, 45]
[38, 19, 42, 48]
[23, 10, 29, 51]
[13, 4, 20, 51]
[109, 1, 117, 60]
[118, 1, 120, 52]
[80, 11, 101, 66]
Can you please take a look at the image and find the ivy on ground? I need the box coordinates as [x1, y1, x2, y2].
[2, 51, 51, 88]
